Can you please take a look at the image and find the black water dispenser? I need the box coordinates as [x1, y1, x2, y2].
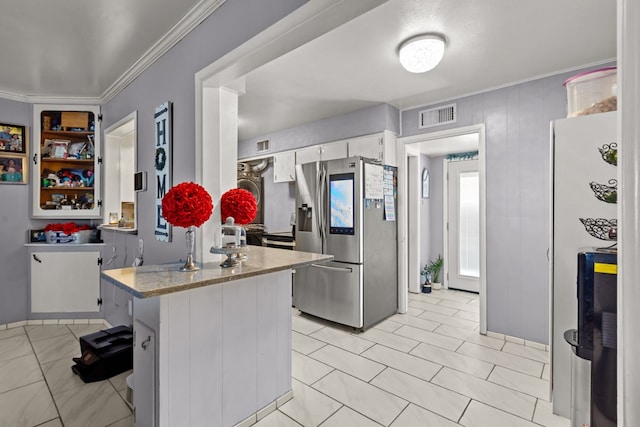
[566, 249, 617, 427]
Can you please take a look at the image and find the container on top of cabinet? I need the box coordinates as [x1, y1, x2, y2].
[564, 67, 617, 117]
[32, 105, 101, 218]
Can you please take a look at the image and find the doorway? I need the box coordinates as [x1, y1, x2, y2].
[398, 124, 487, 333]
[445, 159, 480, 293]
[103, 112, 138, 229]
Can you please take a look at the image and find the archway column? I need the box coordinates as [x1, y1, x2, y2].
[198, 84, 244, 263]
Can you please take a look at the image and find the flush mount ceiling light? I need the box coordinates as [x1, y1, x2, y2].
[398, 34, 446, 73]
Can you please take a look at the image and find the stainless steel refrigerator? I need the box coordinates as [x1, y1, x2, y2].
[293, 156, 398, 330]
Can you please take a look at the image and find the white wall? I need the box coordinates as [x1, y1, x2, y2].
[101, 0, 309, 267]
[403, 63, 614, 344]
[618, 0, 640, 423]
[0, 98, 33, 324]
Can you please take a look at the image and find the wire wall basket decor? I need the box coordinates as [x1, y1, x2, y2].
[579, 218, 617, 241]
[598, 142, 618, 166]
[589, 179, 617, 203]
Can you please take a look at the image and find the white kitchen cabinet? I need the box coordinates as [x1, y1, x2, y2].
[347, 130, 397, 166]
[273, 151, 296, 182]
[29, 246, 102, 313]
[295, 141, 347, 165]
[32, 104, 102, 219]
[294, 132, 397, 167]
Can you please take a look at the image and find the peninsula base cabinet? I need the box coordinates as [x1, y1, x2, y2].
[131, 270, 292, 427]
[28, 245, 102, 316]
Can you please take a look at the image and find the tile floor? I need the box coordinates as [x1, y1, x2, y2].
[0, 322, 133, 427]
[0, 289, 570, 427]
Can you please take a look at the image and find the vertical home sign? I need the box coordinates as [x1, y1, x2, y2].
[155, 101, 172, 242]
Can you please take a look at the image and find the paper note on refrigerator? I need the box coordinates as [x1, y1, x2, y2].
[384, 195, 395, 221]
[383, 168, 394, 196]
[364, 163, 384, 199]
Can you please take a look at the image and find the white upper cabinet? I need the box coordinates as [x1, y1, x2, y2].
[347, 130, 397, 166]
[295, 131, 397, 167]
[320, 141, 348, 162]
[32, 104, 102, 218]
[273, 151, 296, 182]
[295, 141, 348, 165]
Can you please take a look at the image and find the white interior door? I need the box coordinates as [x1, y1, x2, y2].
[447, 159, 480, 292]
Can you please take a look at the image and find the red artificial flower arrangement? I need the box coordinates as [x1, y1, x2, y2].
[161, 182, 213, 228]
[44, 222, 91, 235]
[220, 188, 257, 225]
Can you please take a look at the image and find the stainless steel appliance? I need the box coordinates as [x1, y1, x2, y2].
[262, 232, 295, 250]
[293, 157, 397, 330]
[237, 160, 267, 224]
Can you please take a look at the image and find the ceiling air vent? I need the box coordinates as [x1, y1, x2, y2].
[418, 103, 456, 129]
[256, 139, 270, 153]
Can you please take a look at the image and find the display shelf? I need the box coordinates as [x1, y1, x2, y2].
[41, 158, 94, 164]
[42, 131, 93, 138]
[41, 187, 95, 190]
[32, 105, 101, 218]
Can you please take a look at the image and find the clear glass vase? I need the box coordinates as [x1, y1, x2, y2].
[179, 225, 199, 271]
[238, 225, 248, 261]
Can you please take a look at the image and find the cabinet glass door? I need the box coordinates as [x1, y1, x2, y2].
[33, 105, 101, 218]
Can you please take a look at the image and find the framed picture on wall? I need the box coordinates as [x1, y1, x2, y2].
[0, 123, 26, 154]
[0, 155, 28, 184]
[422, 168, 430, 198]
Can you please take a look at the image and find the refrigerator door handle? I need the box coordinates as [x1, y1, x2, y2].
[318, 164, 327, 245]
[310, 263, 353, 273]
[315, 164, 324, 242]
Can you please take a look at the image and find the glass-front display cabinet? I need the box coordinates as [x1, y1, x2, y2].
[32, 105, 101, 218]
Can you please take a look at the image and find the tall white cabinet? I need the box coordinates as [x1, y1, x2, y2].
[550, 112, 617, 417]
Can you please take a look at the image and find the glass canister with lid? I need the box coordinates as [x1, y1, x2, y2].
[211, 217, 247, 267]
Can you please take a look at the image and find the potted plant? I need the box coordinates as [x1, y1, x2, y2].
[424, 255, 443, 290]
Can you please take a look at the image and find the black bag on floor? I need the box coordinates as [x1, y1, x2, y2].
[71, 325, 133, 383]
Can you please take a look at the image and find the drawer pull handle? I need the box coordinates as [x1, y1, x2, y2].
[33, 254, 42, 263]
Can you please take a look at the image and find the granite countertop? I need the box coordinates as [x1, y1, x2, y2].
[101, 245, 332, 298]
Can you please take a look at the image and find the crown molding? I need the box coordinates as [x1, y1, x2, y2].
[0, 0, 226, 105]
[0, 89, 28, 102]
[100, 0, 227, 103]
[25, 96, 103, 105]
[0, 91, 102, 105]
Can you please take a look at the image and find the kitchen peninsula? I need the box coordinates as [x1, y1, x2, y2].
[102, 246, 332, 427]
